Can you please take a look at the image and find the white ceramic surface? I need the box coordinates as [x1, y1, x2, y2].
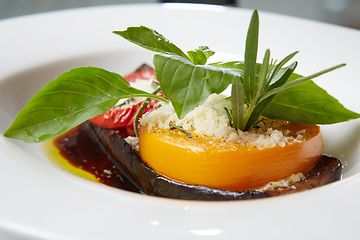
[0, 3, 359, 240]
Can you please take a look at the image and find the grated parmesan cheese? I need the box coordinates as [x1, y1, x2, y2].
[258, 173, 306, 191]
[124, 136, 140, 152]
[140, 94, 306, 149]
[130, 79, 156, 93]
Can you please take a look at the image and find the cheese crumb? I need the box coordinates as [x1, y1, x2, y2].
[258, 173, 306, 191]
[141, 94, 305, 148]
[124, 136, 140, 152]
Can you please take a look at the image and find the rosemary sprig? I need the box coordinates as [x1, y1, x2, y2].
[227, 10, 346, 131]
[169, 121, 193, 138]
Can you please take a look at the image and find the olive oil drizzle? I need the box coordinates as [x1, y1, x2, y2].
[45, 123, 134, 190]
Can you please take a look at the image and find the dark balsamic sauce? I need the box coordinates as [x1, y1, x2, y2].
[53, 123, 133, 191]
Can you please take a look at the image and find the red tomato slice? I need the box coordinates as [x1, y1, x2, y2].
[90, 66, 159, 129]
[90, 100, 158, 129]
[124, 69, 156, 82]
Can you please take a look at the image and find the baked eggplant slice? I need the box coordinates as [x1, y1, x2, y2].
[85, 121, 343, 201]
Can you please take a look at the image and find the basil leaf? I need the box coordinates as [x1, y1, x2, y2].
[113, 26, 190, 60]
[187, 46, 215, 65]
[4, 67, 165, 143]
[263, 80, 360, 124]
[153, 53, 238, 119]
[259, 63, 345, 102]
[211, 60, 358, 125]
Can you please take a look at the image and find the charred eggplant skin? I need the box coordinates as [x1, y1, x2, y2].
[86, 122, 343, 201]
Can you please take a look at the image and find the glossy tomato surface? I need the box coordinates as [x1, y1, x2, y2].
[89, 66, 158, 129]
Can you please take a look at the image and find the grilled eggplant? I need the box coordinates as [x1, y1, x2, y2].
[85, 121, 343, 201]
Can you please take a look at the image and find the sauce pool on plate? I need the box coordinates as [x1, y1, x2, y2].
[44, 123, 138, 192]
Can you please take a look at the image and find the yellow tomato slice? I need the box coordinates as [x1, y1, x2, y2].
[139, 120, 323, 192]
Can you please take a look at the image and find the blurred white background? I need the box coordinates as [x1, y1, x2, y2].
[241, 0, 360, 29]
[0, 0, 359, 29]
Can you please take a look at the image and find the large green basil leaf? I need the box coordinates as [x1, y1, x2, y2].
[211, 61, 359, 124]
[4, 67, 165, 143]
[154, 53, 240, 119]
[263, 80, 360, 124]
[113, 26, 189, 60]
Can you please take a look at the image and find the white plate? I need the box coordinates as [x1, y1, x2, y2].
[1, 3, 360, 240]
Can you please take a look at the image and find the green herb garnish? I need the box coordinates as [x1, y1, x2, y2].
[4, 67, 168, 143]
[169, 121, 193, 138]
[4, 10, 360, 143]
[133, 86, 162, 138]
[115, 10, 357, 131]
